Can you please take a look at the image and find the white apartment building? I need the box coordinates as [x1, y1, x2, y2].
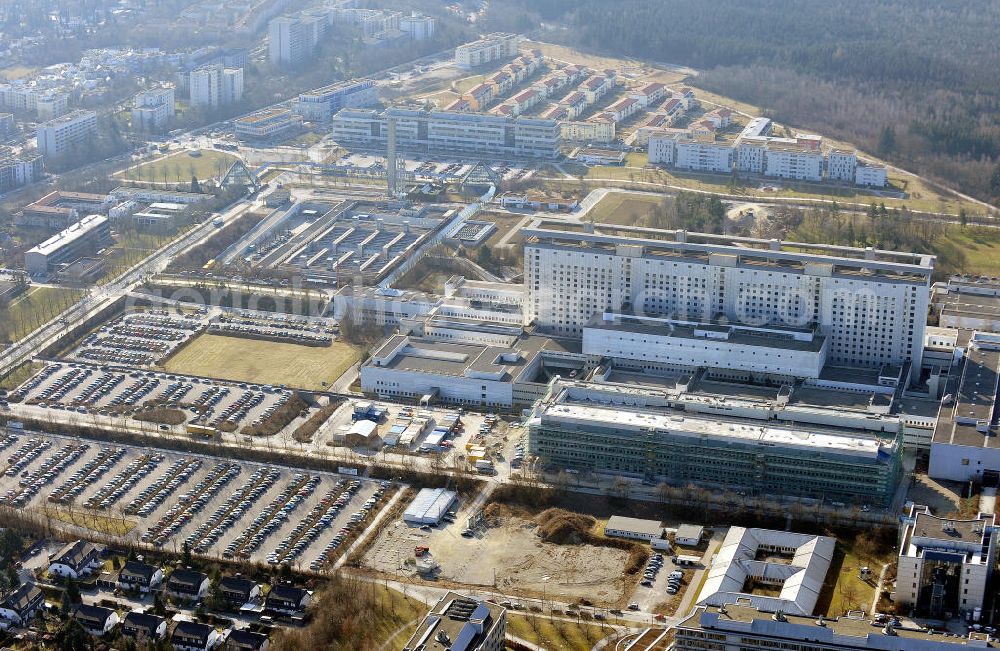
[36, 93, 69, 120]
[36, 109, 97, 158]
[894, 504, 997, 619]
[675, 136, 733, 173]
[523, 221, 933, 377]
[764, 143, 823, 181]
[735, 137, 767, 174]
[856, 161, 888, 187]
[647, 130, 686, 164]
[400, 12, 435, 40]
[827, 148, 858, 182]
[189, 65, 243, 109]
[268, 14, 324, 66]
[455, 33, 520, 69]
[561, 118, 615, 144]
[131, 87, 174, 132]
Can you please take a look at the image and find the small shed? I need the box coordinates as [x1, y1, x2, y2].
[675, 524, 704, 546]
[345, 419, 381, 448]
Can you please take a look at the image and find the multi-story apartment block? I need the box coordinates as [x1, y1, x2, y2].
[189, 65, 243, 109]
[403, 592, 506, 651]
[523, 221, 932, 376]
[675, 136, 734, 173]
[292, 79, 376, 122]
[400, 11, 435, 40]
[827, 148, 858, 182]
[560, 117, 616, 144]
[35, 109, 97, 158]
[894, 504, 997, 619]
[36, 93, 69, 120]
[0, 150, 42, 192]
[24, 214, 111, 274]
[455, 33, 521, 69]
[268, 14, 326, 67]
[764, 142, 824, 181]
[0, 112, 14, 137]
[131, 87, 175, 132]
[331, 107, 561, 159]
[856, 160, 888, 187]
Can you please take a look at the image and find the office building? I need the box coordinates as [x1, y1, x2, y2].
[0, 149, 41, 193]
[929, 331, 1000, 481]
[402, 591, 506, 651]
[131, 86, 175, 132]
[331, 107, 561, 159]
[455, 33, 521, 69]
[234, 107, 300, 141]
[894, 504, 997, 619]
[400, 12, 436, 40]
[189, 65, 243, 109]
[561, 118, 616, 144]
[697, 527, 835, 615]
[24, 214, 111, 275]
[670, 603, 993, 651]
[36, 109, 97, 158]
[525, 380, 903, 505]
[16, 191, 110, 229]
[524, 220, 932, 376]
[292, 79, 376, 122]
[269, 14, 326, 67]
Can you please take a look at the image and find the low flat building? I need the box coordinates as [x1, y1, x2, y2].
[574, 147, 626, 166]
[697, 527, 835, 615]
[933, 276, 1000, 331]
[604, 516, 663, 541]
[235, 108, 300, 141]
[24, 213, 111, 275]
[894, 504, 997, 619]
[402, 591, 506, 651]
[675, 524, 704, 546]
[16, 190, 111, 229]
[671, 603, 994, 651]
[404, 488, 457, 525]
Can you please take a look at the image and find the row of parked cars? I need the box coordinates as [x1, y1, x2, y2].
[310, 481, 390, 571]
[4, 438, 51, 478]
[184, 467, 280, 554]
[225, 473, 320, 559]
[126, 458, 203, 517]
[2, 443, 87, 508]
[48, 446, 125, 504]
[84, 453, 165, 510]
[141, 462, 241, 546]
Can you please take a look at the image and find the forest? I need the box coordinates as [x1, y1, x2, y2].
[488, 0, 1000, 205]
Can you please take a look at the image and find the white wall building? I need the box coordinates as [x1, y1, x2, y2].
[189, 65, 243, 109]
[400, 12, 435, 40]
[894, 504, 997, 619]
[455, 33, 520, 69]
[764, 144, 823, 181]
[268, 14, 325, 67]
[827, 149, 857, 182]
[856, 161, 888, 187]
[524, 221, 933, 378]
[131, 87, 174, 132]
[675, 137, 733, 173]
[36, 109, 97, 158]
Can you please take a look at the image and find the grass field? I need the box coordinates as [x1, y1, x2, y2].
[163, 334, 362, 390]
[937, 227, 1000, 276]
[41, 506, 137, 536]
[588, 191, 667, 225]
[118, 149, 238, 184]
[1, 286, 84, 345]
[0, 361, 44, 391]
[0, 65, 38, 80]
[814, 535, 893, 617]
[507, 613, 614, 650]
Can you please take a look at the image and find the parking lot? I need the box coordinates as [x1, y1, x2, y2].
[68, 310, 205, 367]
[0, 430, 393, 567]
[6, 360, 295, 433]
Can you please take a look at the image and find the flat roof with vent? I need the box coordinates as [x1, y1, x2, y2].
[402, 591, 505, 651]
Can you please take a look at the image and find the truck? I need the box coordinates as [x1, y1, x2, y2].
[186, 423, 218, 439]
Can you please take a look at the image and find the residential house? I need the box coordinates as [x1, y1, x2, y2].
[264, 585, 311, 615]
[225, 629, 270, 651]
[166, 569, 210, 602]
[118, 560, 163, 593]
[74, 604, 119, 636]
[0, 583, 44, 627]
[47, 539, 103, 579]
[121, 611, 167, 643]
[219, 576, 261, 609]
[171, 620, 221, 651]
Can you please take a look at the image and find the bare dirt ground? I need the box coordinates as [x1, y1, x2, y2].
[363, 514, 631, 605]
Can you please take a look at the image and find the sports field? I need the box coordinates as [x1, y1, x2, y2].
[587, 191, 667, 225]
[163, 334, 362, 390]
